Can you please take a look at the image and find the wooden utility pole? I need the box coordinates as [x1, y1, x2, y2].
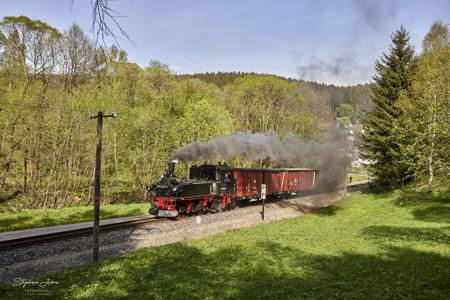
[89, 111, 116, 262]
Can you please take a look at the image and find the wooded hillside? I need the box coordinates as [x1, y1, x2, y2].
[0, 16, 370, 210]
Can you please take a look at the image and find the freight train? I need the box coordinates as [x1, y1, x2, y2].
[147, 160, 317, 218]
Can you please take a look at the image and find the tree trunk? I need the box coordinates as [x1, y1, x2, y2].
[114, 131, 119, 173]
[23, 149, 28, 193]
[428, 155, 433, 193]
[428, 94, 437, 193]
[428, 122, 435, 193]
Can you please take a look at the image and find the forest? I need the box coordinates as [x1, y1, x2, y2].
[0, 16, 372, 210]
[0, 15, 448, 211]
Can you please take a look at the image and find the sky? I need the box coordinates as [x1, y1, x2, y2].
[0, 0, 449, 86]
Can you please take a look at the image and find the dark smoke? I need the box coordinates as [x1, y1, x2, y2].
[297, 54, 358, 84]
[297, 0, 400, 85]
[353, 0, 398, 30]
[171, 127, 351, 191]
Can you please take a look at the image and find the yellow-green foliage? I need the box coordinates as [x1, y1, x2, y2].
[0, 16, 363, 209]
[0, 43, 327, 208]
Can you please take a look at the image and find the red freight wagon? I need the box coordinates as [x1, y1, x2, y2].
[264, 169, 285, 195]
[233, 169, 264, 198]
[282, 169, 316, 193]
[232, 167, 316, 200]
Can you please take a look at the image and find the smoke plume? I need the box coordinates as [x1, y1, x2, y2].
[296, 54, 374, 86]
[171, 127, 351, 191]
[297, 54, 357, 84]
[353, 0, 398, 30]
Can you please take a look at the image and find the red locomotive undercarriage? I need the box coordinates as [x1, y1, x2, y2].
[147, 162, 317, 218]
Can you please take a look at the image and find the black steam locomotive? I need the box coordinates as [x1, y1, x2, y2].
[147, 160, 236, 217]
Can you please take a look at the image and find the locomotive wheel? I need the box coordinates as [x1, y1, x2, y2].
[195, 202, 204, 214]
[237, 198, 249, 207]
[210, 198, 222, 213]
[149, 207, 159, 216]
[229, 198, 237, 209]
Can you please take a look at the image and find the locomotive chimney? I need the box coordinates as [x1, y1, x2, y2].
[168, 159, 178, 177]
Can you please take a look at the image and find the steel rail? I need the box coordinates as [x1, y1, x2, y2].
[0, 183, 369, 251]
[0, 216, 166, 251]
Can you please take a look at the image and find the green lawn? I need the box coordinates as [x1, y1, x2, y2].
[1, 184, 449, 299]
[0, 203, 149, 232]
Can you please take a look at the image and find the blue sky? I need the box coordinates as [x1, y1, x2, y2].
[0, 0, 449, 86]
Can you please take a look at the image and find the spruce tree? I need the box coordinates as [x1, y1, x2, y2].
[361, 26, 416, 190]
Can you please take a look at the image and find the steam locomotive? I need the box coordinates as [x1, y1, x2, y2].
[147, 160, 317, 218]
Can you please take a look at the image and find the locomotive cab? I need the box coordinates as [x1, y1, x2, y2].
[189, 164, 218, 180]
[190, 164, 236, 195]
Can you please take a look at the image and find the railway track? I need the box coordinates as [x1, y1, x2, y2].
[0, 182, 369, 251]
[0, 215, 166, 251]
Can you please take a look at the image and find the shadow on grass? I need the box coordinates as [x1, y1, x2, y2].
[391, 187, 450, 225]
[363, 225, 450, 244]
[268, 190, 344, 214]
[2, 240, 447, 299]
[394, 189, 450, 207]
[269, 201, 342, 215]
[270, 200, 316, 213]
[360, 184, 392, 195]
[413, 206, 450, 224]
[313, 205, 343, 216]
[0, 216, 33, 232]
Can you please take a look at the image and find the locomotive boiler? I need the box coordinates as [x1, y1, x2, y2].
[147, 160, 317, 218]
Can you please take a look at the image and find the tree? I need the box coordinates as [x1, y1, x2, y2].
[225, 75, 308, 135]
[62, 24, 94, 89]
[90, 0, 131, 47]
[0, 16, 62, 195]
[422, 21, 449, 53]
[338, 103, 353, 119]
[398, 23, 450, 191]
[360, 26, 416, 189]
[0, 16, 61, 82]
[145, 60, 174, 95]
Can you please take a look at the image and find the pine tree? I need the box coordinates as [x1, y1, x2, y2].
[361, 26, 416, 190]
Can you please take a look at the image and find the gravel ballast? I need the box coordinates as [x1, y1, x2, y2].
[0, 190, 345, 284]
